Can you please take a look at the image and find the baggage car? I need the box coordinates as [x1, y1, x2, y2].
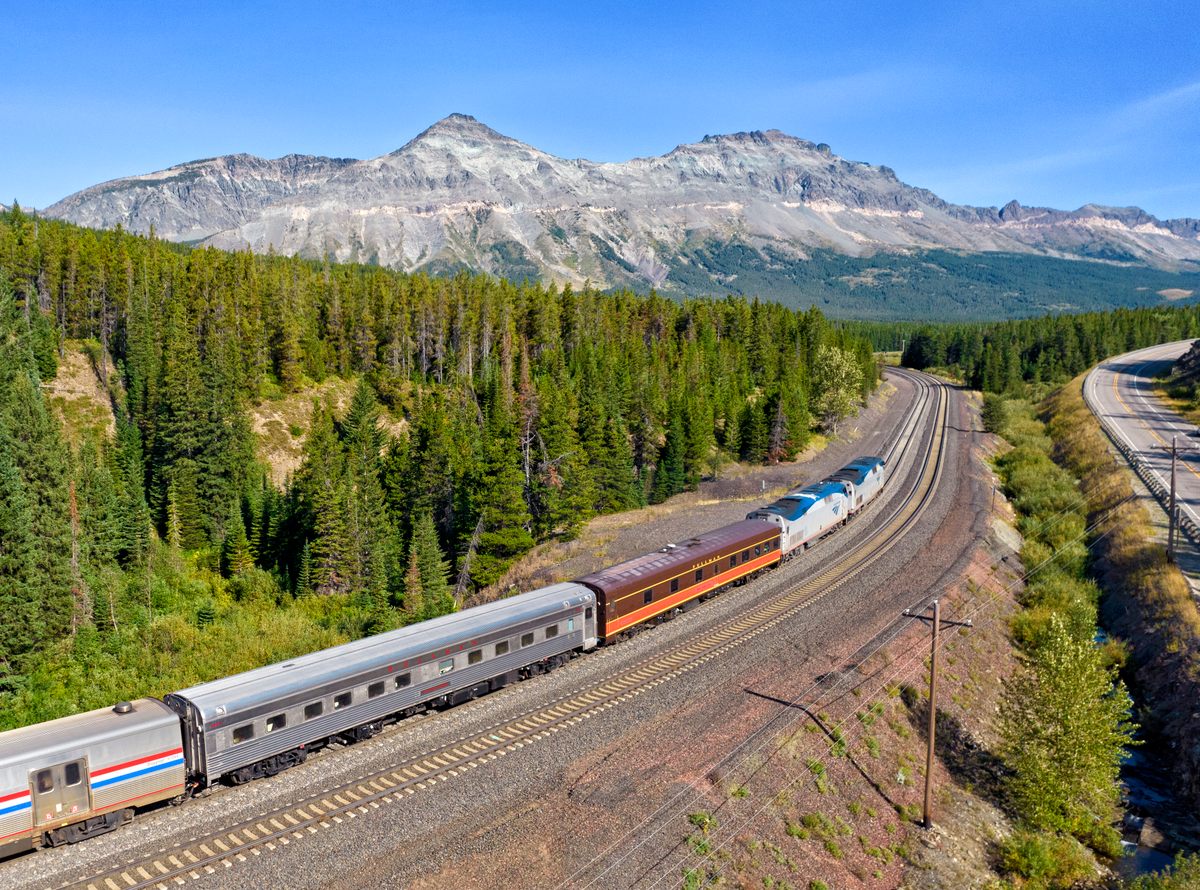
[0, 699, 184, 854]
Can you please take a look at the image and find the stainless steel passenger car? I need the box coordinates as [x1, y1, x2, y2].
[0, 699, 185, 854]
[165, 582, 597, 787]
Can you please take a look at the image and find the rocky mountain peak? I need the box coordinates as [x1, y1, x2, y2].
[1000, 199, 1024, 221]
[394, 113, 517, 154]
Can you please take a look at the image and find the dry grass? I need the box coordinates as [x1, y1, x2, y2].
[247, 376, 407, 485]
[44, 342, 117, 449]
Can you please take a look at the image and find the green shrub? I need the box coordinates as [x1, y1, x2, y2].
[996, 829, 1094, 889]
[1129, 852, 1200, 889]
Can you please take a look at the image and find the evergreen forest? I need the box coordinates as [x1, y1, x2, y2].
[894, 305, 1200, 392]
[0, 208, 877, 727]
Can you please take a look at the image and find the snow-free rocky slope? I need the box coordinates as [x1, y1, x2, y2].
[45, 114, 1200, 295]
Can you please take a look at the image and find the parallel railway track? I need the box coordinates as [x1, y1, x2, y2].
[53, 371, 947, 890]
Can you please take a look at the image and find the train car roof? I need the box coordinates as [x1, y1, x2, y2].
[575, 519, 777, 596]
[169, 582, 594, 722]
[783, 480, 846, 500]
[828, 456, 885, 485]
[0, 698, 178, 772]
[758, 481, 846, 521]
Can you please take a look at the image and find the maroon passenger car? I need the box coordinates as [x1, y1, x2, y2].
[575, 519, 782, 640]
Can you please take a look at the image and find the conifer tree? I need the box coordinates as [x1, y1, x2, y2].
[295, 539, 313, 596]
[650, 409, 687, 504]
[222, 503, 254, 576]
[739, 399, 769, 462]
[531, 374, 593, 539]
[407, 512, 453, 618]
[0, 447, 38, 684]
[342, 380, 399, 602]
[112, 422, 150, 566]
[468, 401, 534, 588]
[401, 547, 425, 623]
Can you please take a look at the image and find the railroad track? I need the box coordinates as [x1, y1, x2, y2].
[53, 371, 947, 890]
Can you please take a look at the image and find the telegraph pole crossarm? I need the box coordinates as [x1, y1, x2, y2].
[902, 599, 973, 829]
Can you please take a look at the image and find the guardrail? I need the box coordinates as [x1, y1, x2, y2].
[1081, 370, 1200, 545]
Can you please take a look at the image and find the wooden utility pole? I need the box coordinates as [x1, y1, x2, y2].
[903, 600, 972, 829]
[1169, 435, 1178, 562]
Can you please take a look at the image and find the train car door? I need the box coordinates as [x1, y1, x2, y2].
[30, 759, 91, 825]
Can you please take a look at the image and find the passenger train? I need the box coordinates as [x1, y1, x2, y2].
[0, 456, 885, 856]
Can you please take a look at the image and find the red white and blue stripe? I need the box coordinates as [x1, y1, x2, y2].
[90, 748, 184, 791]
[0, 788, 31, 818]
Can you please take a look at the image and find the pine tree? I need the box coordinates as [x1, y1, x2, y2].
[997, 614, 1137, 851]
[531, 375, 593, 540]
[650, 409, 686, 504]
[401, 547, 425, 623]
[0, 447, 38, 685]
[468, 401, 534, 588]
[412, 512, 453, 618]
[342, 380, 398, 603]
[295, 539, 313, 595]
[739, 399, 769, 462]
[222, 503, 254, 576]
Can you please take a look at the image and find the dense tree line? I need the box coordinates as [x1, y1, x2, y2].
[897, 305, 1200, 392]
[0, 208, 876, 718]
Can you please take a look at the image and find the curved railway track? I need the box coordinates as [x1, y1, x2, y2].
[51, 370, 947, 890]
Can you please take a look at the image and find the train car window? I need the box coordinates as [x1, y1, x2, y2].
[266, 714, 287, 733]
[395, 673, 411, 689]
[468, 649, 482, 665]
[729, 555, 736, 569]
[521, 632, 535, 648]
[368, 681, 385, 699]
[585, 607, 593, 619]
[742, 549, 750, 563]
[568, 618, 575, 632]
[755, 545, 762, 556]
[233, 724, 255, 744]
[333, 692, 352, 710]
[439, 658, 454, 675]
[64, 762, 82, 786]
[35, 770, 52, 793]
[670, 578, 680, 593]
[495, 640, 510, 656]
[305, 701, 324, 720]
[643, 590, 653, 605]
[695, 569, 703, 584]
[545, 624, 558, 639]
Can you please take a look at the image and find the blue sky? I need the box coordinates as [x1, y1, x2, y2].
[3, 1, 1198, 218]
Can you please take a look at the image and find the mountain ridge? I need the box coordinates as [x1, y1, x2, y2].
[43, 114, 1200, 295]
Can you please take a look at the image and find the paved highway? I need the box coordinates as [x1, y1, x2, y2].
[1084, 340, 1200, 533]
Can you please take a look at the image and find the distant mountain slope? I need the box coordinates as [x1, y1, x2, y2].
[43, 114, 1200, 304]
